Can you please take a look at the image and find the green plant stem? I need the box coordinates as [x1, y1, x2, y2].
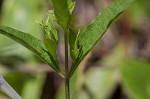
[65, 78, 70, 99]
[64, 30, 70, 99]
[65, 30, 69, 76]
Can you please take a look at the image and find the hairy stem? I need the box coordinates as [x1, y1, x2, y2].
[64, 30, 70, 99]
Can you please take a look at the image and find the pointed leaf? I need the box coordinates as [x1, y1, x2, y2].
[46, 16, 58, 41]
[71, 49, 79, 62]
[69, 0, 134, 77]
[69, 28, 76, 51]
[38, 17, 60, 68]
[51, 0, 71, 30]
[37, 16, 58, 41]
[69, 29, 80, 63]
[0, 26, 60, 72]
[48, 10, 56, 21]
[67, 0, 76, 14]
[44, 37, 57, 60]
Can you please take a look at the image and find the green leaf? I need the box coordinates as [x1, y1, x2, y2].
[69, 0, 134, 77]
[85, 67, 116, 99]
[69, 29, 80, 63]
[0, 26, 61, 73]
[67, 0, 76, 14]
[51, 0, 71, 30]
[69, 28, 76, 50]
[22, 74, 45, 99]
[44, 37, 57, 60]
[38, 17, 60, 72]
[37, 16, 58, 41]
[120, 59, 150, 99]
[48, 10, 56, 21]
[46, 16, 58, 41]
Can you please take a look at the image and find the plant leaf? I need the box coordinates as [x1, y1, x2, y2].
[0, 26, 61, 73]
[37, 16, 58, 41]
[46, 16, 58, 41]
[69, 29, 80, 63]
[120, 59, 150, 99]
[69, 28, 76, 50]
[67, 0, 76, 14]
[85, 67, 116, 99]
[69, 0, 134, 77]
[44, 37, 57, 60]
[48, 10, 56, 21]
[38, 17, 60, 73]
[51, 0, 71, 30]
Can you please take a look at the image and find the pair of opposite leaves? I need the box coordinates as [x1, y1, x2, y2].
[0, 0, 134, 78]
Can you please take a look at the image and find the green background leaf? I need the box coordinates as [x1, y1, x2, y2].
[85, 67, 116, 99]
[120, 59, 150, 99]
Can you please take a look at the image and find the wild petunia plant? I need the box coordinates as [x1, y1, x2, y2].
[0, 0, 134, 98]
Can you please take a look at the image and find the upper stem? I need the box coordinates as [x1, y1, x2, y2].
[64, 30, 70, 99]
[65, 77, 70, 99]
[64, 30, 69, 75]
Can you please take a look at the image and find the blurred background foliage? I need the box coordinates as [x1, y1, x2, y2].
[0, 0, 150, 99]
